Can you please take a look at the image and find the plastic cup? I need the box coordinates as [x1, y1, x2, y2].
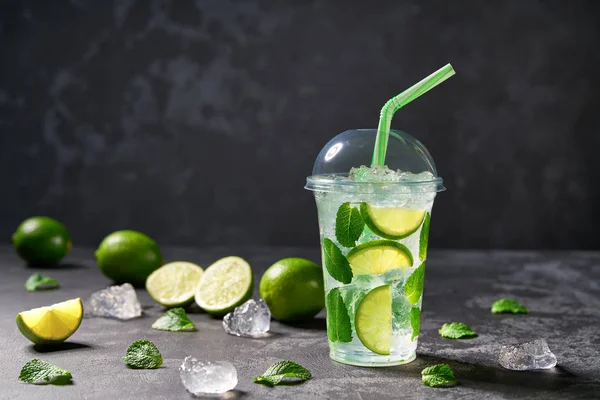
[305, 129, 444, 366]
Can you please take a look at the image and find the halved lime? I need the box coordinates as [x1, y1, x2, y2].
[347, 240, 413, 275]
[146, 261, 204, 307]
[194, 256, 253, 317]
[16, 298, 83, 345]
[355, 285, 392, 355]
[360, 203, 426, 240]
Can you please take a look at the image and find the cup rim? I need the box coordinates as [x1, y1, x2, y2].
[305, 173, 445, 193]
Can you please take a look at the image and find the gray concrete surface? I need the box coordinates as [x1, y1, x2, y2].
[1, 246, 599, 399]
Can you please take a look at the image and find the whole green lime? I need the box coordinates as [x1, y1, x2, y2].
[12, 217, 71, 265]
[95, 230, 162, 287]
[259, 257, 325, 322]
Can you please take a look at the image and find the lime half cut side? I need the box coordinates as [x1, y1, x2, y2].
[360, 203, 426, 240]
[146, 261, 204, 307]
[194, 256, 253, 317]
[16, 298, 83, 345]
[347, 240, 413, 275]
[355, 285, 392, 355]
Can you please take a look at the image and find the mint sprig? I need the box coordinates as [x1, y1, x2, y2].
[419, 212, 431, 261]
[326, 288, 352, 343]
[322, 238, 353, 284]
[19, 359, 72, 385]
[410, 307, 421, 340]
[152, 308, 196, 332]
[122, 340, 163, 369]
[439, 322, 478, 339]
[335, 202, 364, 248]
[421, 364, 457, 387]
[24, 273, 60, 292]
[491, 298, 528, 314]
[404, 262, 425, 304]
[253, 360, 312, 387]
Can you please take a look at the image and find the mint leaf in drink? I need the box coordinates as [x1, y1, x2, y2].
[491, 298, 528, 314]
[421, 364, 457, 387]
[152, 308, 196, 332]
[335, 202, 364, 248]
[19, 359, 72, 385]
[24, 273, 59, 292]
[326, 288, 352, 343]
[404, 262, 425, 304]
[439, 322, 478, 339]
[410, 307, 421, 340]
[253, 360, 312, 387]
[122, 340, 163, 369]
[419, 212, 430, 261]
[323, 238, 353, 284]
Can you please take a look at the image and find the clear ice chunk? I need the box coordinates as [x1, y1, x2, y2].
[339, 285, 367, 331]
[349, 165, 435, 183]
[89, 283, 142, 320]
[222, 299, 271, 337]
[179, 356, 237, 395]
[499, 338, 557, 370]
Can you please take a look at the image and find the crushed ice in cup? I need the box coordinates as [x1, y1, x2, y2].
[349, 165, 435, 182]
[222, 299, 271, 337]
[179, 356, 237, 395]
[89, 283, 142, 320]
[499, 338, 557, 370]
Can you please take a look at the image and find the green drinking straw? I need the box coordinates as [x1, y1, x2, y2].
[372, 63, 456, 166]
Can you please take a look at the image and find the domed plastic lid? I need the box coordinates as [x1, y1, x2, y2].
[305, 129, 444, 193]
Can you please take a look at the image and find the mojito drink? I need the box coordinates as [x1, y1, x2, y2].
[310, 164, 435, 366]
[306, 64, 453, 366]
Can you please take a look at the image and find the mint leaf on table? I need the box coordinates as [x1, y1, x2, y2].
[24, 273, 60, 292]
[335, 202, 364, 248]
[419, 213, 431, 261]
[421, 364, 457, 388]
[122, 340, 163, 369]
[439, 322, 478, 339]
[19, 359, 72, 385]
[410, 307, 421, 341]
[491, 298, 528, 314]
[323, 238, 353, 284]
[326, 288, 352, 343]
[253, 360, 312, 387]
[152, 308, 196, 332]
[404, 262, 425, 304]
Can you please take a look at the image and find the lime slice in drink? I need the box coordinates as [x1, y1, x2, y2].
[146, 261, 204, 307]
[355, 285, 392, 355]
[360, 203, 426, 240]
[194, 256, 253, 317]
[347, 240, 413, 275]
[16, 298, 83, 345]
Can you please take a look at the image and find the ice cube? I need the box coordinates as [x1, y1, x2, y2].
[499, 339, 557, 370]
[89, 283, 142, 320]
[340, 285, 366, 317]
[222, 299, 270, 337]
[179, 356, 237, 395]
[348, 165, 435, 183]
[349, 165, 401, 182]
[392, 293, 412, 331]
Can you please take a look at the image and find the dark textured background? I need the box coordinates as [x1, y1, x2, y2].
[1, 0, 599, 250]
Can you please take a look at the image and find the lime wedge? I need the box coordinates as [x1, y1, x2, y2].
[194, 256, 253, 316]
[16, 298, 83, 345]
[146, 261, 204, 307]
[355, 285, 392, 355]
[347, 240, 413, 275]
[360, 203, 426, 240]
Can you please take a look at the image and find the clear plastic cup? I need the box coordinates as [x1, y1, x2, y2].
[305, 129, 444, 367]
